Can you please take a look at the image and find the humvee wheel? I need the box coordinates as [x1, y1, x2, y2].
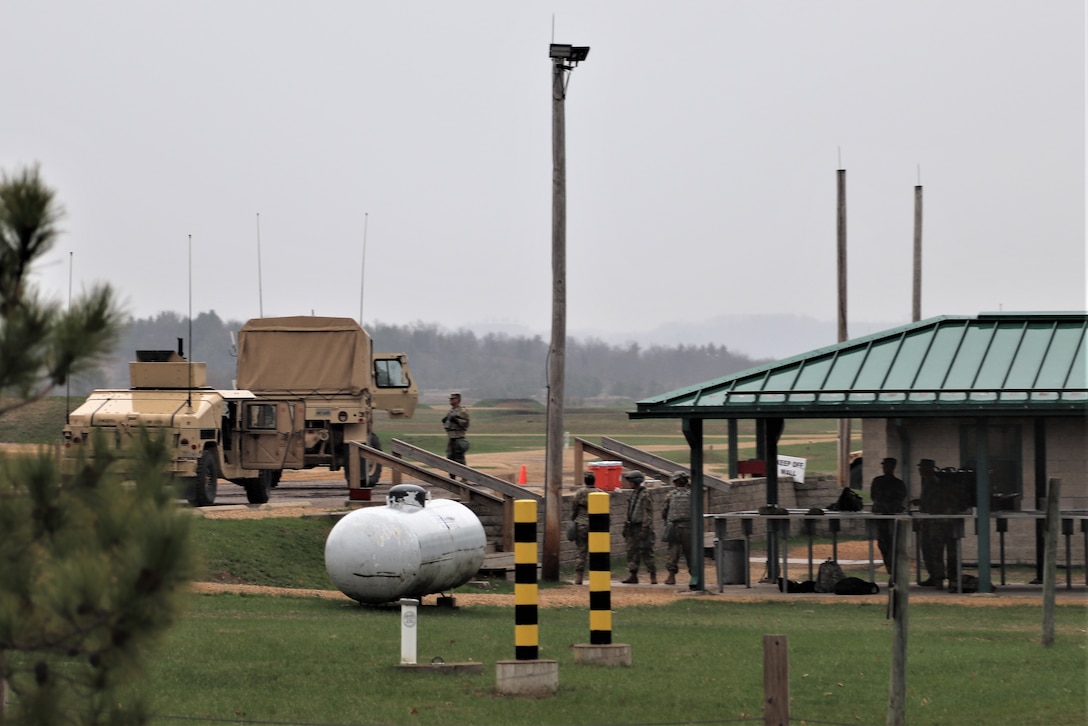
[245, 470, 278, 504]
[191, 450, 218, 506]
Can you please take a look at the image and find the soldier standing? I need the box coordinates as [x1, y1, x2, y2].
[620, 470, 657, 584]
[870, 457, 907, 577]
[441, 393, 470, 476]
[570, 470, 596, 585]
[916, 458, 960, 588]
[661, 471, 693, 586]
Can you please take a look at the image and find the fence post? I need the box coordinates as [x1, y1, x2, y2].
[1042, 477, 1061, 646]
[887, 517, 910, 725]
[763, 634, 788, 726]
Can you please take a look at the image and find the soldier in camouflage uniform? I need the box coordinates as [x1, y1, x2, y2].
[915, 458, 962, 588]
[570, 470, 596, 585]
[620, 470, 656, 584]
[661, 470, 693, 585]
[441, 393, 470, 476]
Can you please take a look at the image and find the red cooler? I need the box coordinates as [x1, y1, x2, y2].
[587, 460, 623, 491]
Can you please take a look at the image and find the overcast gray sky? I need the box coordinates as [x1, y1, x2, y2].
[4, 2, 1085, 350]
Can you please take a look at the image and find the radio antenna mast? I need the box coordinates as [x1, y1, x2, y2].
[256, 212, 264, 317]
[187, 234, 193, 409]
[358, 212, 368, 326]
[65, 251, 73, 423]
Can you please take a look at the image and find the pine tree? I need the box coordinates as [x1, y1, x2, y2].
[0, 165, 195, 724]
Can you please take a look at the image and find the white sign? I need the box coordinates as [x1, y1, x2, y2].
[777, 455, 806, 483]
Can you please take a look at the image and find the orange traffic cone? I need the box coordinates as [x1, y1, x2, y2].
[517, 465, 527, 485]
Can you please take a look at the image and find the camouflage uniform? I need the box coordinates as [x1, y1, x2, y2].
[442, 393, 470, 467]
[661, 471, 692, 585]
[917, 459, 961, 586]
[570, 471, 595, 584]
[621, 471, 656, 583]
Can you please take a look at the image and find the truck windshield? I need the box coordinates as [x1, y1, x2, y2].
[374, 359, 409, 388]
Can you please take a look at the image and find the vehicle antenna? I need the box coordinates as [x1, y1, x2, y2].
[256, 212, 264, 318]
[65, 250, 73, 423]
[359, 212, 368, 326]
[187, 234, 193, 409]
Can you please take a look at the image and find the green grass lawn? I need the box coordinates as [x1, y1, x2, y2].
[138, 593, 1086, 725]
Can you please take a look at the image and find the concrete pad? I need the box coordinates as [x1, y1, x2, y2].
[495, 659, 558, 695]
[395, 661, 483, 675]
[572, 643, 631, 666]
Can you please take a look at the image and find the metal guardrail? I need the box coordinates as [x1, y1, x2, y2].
[345, 441, 501, 503]
[572, 436, 733, 493]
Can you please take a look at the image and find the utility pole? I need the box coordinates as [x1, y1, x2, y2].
[544, 42, 589, 581]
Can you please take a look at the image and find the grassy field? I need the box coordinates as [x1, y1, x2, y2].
[2, 402, 1085, 724]
[138, 593, 1086, 725]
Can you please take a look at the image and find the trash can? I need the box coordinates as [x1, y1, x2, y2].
[587, 461, 623, 491]
[719, 539, 747, 585]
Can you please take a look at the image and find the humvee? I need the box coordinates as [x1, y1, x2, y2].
[62, 343, 304, 505]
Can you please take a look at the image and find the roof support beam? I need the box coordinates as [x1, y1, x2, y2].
[683, 417, 705, 592]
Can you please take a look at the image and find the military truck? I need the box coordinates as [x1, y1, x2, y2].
[234, 316, 418, 492]
[62, 343, 305, 506]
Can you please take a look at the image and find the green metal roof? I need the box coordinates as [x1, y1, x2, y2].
[631, 312, 1088, 419]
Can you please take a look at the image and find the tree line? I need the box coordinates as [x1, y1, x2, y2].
[80, 312, 769, 403]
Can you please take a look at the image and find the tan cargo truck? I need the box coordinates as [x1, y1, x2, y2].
[62, 344, 305, 506]
[234, 316, 418, 489]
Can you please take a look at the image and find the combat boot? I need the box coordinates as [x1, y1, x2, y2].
[620, 573, 639, 584]
[664, 573, 676, 585]
[649, 572, 658, 585]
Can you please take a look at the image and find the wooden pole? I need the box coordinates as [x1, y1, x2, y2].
[544, 57, 567, 581]
[887, 518, 910, 725]
[836, 168, 850, 488]
[912, 184, 923, 322]
[763, 634, 789, 726]
[1042, 477, 1061, 646]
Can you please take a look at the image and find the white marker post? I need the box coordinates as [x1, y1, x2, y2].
[399, 598, 419, 665]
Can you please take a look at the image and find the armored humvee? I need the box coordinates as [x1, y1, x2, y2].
[62, 343, 304, 506]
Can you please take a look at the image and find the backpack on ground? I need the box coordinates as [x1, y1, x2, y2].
[815, 558, 845, 593]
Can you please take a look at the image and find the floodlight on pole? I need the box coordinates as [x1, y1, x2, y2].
[549, 44, 590, 65]
[543, 40, 589, 582]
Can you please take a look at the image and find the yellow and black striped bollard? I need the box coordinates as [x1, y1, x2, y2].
[514, 499, 539, 660]
[588, 491, 612, 645]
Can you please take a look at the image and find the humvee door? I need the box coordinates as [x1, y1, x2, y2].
[240, 400, 305, 469]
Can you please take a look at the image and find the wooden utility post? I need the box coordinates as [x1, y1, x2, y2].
[912, 183, 923, 322]
[545, 43, 589, 581]
[836, 168, 850, 488]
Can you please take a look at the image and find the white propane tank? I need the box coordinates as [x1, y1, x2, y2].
[325, 484, 487, 604]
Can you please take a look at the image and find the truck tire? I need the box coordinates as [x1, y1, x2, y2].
[343, 433, 383, 486]
[245, 470, 277, 504]
[366, 432, 383, 486]
[190, 450, 218, 507]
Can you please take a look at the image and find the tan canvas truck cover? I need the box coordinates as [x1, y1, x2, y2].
[236, 316, 370, 395]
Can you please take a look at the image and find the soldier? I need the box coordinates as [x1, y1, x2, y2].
[570, 470, 596, 585]
[661, 470, 693, 586]
[870, 457, 907, 577]
[915, 458, 961, 588]
[441, 393, 470, 476]
[620, 470, 657, 584]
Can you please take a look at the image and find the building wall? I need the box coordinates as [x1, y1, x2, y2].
[860, 415, 1086, 566]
